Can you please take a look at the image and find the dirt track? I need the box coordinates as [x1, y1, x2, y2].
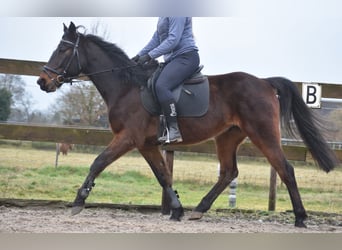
[0, 205, 341, 233]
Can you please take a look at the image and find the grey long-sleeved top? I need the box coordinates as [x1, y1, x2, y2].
[138, 17, 198, 62]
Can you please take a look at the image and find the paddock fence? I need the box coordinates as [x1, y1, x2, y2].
[0, 58, 341, 213]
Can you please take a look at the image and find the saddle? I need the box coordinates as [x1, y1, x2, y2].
[140, 63, 209, 117]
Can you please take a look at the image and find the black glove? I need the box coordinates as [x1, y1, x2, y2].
[138, 54, 151, 65]
[131, 55, 140, 63]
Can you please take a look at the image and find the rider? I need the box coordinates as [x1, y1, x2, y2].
[132, 17, 200, 144]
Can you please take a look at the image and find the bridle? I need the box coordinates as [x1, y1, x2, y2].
[43, 34, 82, 88]
[42, 33, 140, 88]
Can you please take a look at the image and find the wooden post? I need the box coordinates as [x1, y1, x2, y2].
[161, 150, 174, 215]
[55, 143, 60, 169]
[268, 166, 277, 211]
[268, 123, 280, 211]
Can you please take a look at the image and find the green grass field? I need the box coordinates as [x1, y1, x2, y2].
[0, 143, 341, 213]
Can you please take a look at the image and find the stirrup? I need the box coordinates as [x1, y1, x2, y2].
[157, 128, 183, 144]
[167, 136, 183, 144]
[158, 127, 169, 144]
[166, 138, 183, 144]
[165, 129, 183, 144]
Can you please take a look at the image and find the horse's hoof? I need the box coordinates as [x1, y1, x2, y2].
[295, 220, 307, 228]
[71, 206, 84, 216]
[188, 211, 203, 220]
[169, 207, 184, 221]
[170, 216, 181, 221]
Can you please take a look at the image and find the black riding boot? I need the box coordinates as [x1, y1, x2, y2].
[158, 100, 183, 144]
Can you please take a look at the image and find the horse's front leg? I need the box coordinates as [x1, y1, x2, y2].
[139, 145, 184, 221]
[72, 133, 135, 215]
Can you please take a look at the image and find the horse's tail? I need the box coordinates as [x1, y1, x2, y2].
[265, 77, 339, 172]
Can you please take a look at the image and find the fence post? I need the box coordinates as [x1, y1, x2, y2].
[268, 166, 277, 211]
[55, 143, 60, 169]
[161, 150, 174, 215]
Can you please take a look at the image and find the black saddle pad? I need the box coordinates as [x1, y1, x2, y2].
[140, 76, 209, 117]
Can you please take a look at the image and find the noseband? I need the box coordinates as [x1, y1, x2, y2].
[43, 34, 82, 88]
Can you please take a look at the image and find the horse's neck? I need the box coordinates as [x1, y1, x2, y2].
[84, 50, 132, 105]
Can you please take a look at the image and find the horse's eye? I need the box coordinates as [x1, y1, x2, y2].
[57, 44, 70, 53]
[58, 47, 68, 53]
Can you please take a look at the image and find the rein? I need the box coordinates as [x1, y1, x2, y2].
[43, 33, 138, 87]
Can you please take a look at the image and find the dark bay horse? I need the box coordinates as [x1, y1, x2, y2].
[37, 22, 339, 228]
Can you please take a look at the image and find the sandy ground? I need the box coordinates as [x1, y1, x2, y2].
[0, 205, 341, 233]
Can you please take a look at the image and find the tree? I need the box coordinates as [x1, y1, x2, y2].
[0, 74, 35, 122]
[51, 83, 108, 127]
[0, 88, 12, 121]
[0, 74, 26, 107]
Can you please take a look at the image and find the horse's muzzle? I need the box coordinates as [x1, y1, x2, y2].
[37, 77, 56, 93]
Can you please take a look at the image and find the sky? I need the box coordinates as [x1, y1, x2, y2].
[1, 0, 342, 111]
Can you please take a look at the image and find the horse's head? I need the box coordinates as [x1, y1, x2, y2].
[37, 22, 85, 92]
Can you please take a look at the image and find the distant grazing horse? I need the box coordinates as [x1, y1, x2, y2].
[58, 143, 73, 155]
[37, 22, 339, 227]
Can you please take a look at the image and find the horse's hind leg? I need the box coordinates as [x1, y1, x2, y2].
[244, 121, 308, 227]
[190, 126, 246, 220]
[256, 144, 307, 227]
[139, 145, 184, 221]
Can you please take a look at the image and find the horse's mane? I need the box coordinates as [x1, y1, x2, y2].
[84, 34, 157, 86]
[85, 34, 132, 65]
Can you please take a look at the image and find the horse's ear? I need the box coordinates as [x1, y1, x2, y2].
[63, 23, 68, 32]
[69, 22, 76, 33]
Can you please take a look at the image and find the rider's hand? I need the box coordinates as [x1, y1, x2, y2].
[131, 55, 140, 63]
[138, 54, 151, 65]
